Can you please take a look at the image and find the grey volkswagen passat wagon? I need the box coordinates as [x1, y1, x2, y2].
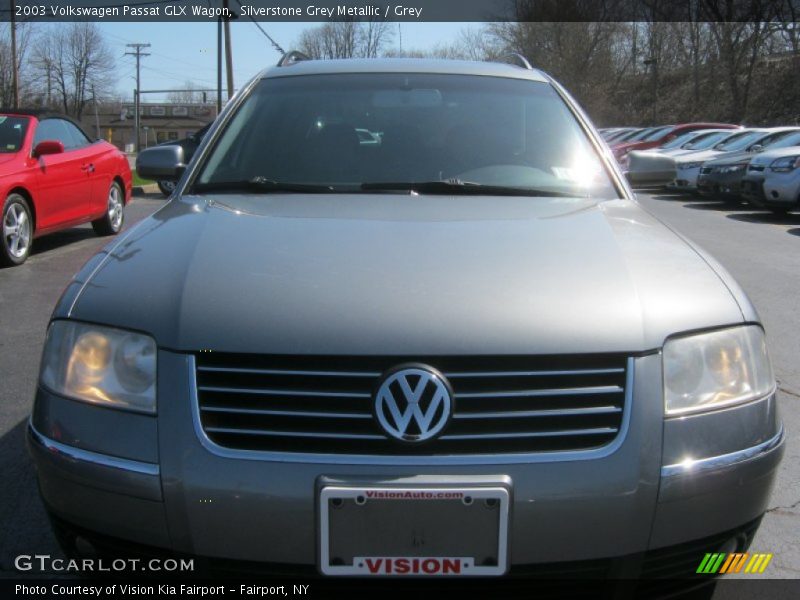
[29, 56, 783, 580]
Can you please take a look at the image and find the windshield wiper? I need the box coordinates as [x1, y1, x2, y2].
[193, 177, 340, 194]
[360, 179, 583, 198]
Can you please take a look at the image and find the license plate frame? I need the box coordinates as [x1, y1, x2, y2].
[319, 486, 509, 576]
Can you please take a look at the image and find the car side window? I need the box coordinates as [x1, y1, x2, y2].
[33, 119, 71, 148]
[63, 121, 92, 149]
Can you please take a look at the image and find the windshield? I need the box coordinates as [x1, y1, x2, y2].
[765, 130, 800, 149]
[196, 74, 618, 198]
[661, 131, 701, 149]
[716, 131, 767, 152]
[623, 127, 658, 142]
[0, 115, 29, 153]
[683, 131, 734, 150]
[612, 129, 643, 143]
[641, 125, 674, 142]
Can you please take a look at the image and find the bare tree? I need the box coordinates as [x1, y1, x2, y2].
[0, 23, 33, 107]
[31, 23, 115, 119]
[167, 81, 206, 104]
[297, 21, 393, 59]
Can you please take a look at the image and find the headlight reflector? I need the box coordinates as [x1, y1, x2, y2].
[40, 321, 157, 413]
[769, 155, 800, 172]
[663, 326, 773, 417]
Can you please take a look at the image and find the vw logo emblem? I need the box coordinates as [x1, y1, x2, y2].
[374, 366, 453, 443]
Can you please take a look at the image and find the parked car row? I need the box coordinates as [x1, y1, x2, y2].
[599, 124, 800, 214]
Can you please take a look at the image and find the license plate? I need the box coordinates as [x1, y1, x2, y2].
[319, 486, 509, 576]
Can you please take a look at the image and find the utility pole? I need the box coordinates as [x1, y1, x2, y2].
[10, 0, 19, 108]
[223, 0, 234, 101]
[91, 85, 100, 140]
[217, 18, 222, 112]
[124, 43, 151, 152]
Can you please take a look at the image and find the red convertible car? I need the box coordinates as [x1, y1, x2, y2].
[0, 109, 132, 266]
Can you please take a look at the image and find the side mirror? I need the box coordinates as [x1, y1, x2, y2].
[33, 140, 65, 158]
[749, 144, 764, 153]
[136, 145, 186, 181]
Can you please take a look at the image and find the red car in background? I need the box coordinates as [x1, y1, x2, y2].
[612, 122, 740, 168]
[0, 109, 132, 266]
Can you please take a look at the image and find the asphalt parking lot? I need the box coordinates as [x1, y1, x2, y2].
[0, 190, 797, 582]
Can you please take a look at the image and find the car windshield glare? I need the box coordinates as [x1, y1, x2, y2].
[684, 131, 731, 150]
[641, 126, 673, 142]
[195, 74, 619, 199]
[661, 131, 699, 149]
[765, 131, 800, 149]
[0, 116, 28, 153]
[717, 131, 765, 151]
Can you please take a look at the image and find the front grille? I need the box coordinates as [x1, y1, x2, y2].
[195, 354, 629, 456]
[699, 166, 713, 175]
[749, 164, 765, 172]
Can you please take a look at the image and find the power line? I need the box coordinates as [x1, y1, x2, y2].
[233, 0, 285, 55]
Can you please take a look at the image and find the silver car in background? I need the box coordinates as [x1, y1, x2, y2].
[742, 145, 800, 213]
[28, 57, 783, 586]
[626, 129, 743, 187]
[670, 127, 798, 192]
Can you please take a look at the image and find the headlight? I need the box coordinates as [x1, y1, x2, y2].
[663, 325, 773, 417]
[769, 155, 800, 173]
[678, 162, 703, 170]
[719, 163, 747, 174]
[40, 321, 157, 413]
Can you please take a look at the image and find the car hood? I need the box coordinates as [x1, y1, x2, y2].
[674, 149, 727, 165]
[702, 151, 756, 167]
[749, 146, 800, 166]
[63, 194, 745, 355]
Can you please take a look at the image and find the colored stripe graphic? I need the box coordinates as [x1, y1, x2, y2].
[697, 553, 725, 574]
[745, 553, 773, 573]
[697, 552, 772, 574]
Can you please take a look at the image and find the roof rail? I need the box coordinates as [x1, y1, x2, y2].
[495, 53, 534, 70]
[277, 51, 311, 67]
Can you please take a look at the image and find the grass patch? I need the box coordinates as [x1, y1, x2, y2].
[132, 172, 155, 187]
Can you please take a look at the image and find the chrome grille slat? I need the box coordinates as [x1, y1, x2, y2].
[195, 353, 630, 456]
[197, 386, 371, 399]
[445, 368, 625, 378]
[201, 406, 373, 419]
[455, 385, 623, 399]
[205, 427, 384, 440]
[197, 366, 381, 378]
[441, 427, 618, 441]
[453, 406, 622, 419]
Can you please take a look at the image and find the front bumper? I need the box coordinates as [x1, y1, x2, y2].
[697, 171, 748, 199]
[742, 171, 800, 209]
[667, 167, 702, 191]
[28, 351, 784, 574]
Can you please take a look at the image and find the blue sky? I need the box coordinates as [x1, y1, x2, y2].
[101, 22, 468, 101]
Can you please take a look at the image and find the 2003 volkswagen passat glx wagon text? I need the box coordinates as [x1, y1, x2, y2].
[29, 56, 783, 580]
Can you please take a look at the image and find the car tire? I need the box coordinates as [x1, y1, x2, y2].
[157, 180, 176, 197]
[1, 193, 33, 267]
[92, 181, 125, 236]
